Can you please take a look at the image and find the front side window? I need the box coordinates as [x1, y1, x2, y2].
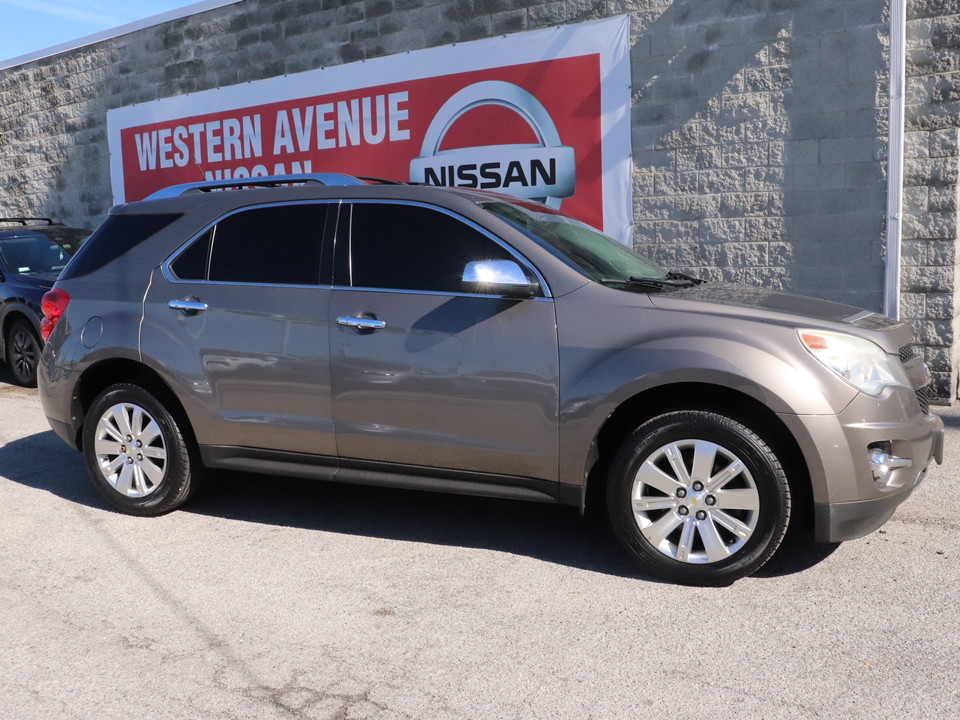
[337, 203, 519, 294]
[171, 204, 327, 285]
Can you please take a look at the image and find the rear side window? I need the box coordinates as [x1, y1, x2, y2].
[171, 204, 327, 285]
[60, 214, 182, 280]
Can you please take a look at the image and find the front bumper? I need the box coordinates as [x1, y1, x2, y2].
[779, 389, 944, 544]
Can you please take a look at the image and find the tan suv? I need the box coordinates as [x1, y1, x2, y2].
[38, 175, 943, 585]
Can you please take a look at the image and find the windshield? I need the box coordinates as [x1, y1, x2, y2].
[480, 200, 667, 285]
[0, 232, 75, 274]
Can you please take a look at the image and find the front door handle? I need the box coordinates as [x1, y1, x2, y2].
[169, 298, 208, 315]
[337, 315, 386, 332]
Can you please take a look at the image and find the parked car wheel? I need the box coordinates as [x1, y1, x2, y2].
[607, 410, 791, 586]
[83, 383, 200, 515]
[7, 319, 41, 387]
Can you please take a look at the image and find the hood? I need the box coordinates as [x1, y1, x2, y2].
[9, 270, 59, 289]
[648, 282, 902, 331]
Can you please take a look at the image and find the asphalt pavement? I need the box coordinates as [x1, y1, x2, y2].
[1, 367, 958, 719]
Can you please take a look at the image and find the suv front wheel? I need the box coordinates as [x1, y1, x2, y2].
[83, 383, 200, 515]
[607, 410, 791, 586]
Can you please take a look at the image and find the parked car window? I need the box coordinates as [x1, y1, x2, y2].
[0, 232, 73, 274]
[61, 213, 182, 280]
[340, 203, 515, 293]
[207, 204, 326, 285]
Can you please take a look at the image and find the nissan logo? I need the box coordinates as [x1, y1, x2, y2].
[409, 81, 576, 208]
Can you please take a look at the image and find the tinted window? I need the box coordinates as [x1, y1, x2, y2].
[208, 204, 326, 285]
[171, 229, 211, 281]
[340, 203, 515, 293]
[60, 214, 182, 280]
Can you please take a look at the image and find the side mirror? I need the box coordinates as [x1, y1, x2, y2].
[462, 260, 539, 298]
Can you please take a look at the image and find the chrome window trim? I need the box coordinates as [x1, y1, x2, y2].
[330, 285, 553, 302]
[161, 200, 339, 286]
[338, 199, 553, 299]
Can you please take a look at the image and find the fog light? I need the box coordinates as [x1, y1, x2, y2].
[868, 445, 912, 482]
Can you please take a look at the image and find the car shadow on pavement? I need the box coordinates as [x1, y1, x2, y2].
[0, 429, 94, 505]
[188, 469, 840, 582]
[0, 362, 23, 387]
[0, 429, 839, 583]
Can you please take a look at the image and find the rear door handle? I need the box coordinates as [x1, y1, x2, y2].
[337, 315, 386, 332]
[169, 298, 208, 315]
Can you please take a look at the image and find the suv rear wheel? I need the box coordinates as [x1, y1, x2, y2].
[607, 410, 790, 586]
[83, 383, 200, 515]
[7, 319, 41, 387]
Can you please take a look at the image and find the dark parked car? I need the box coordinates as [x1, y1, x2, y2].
[37, 175, 943, 585]
[0, 218, 90, 386]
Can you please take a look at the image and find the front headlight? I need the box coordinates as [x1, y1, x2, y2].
[798, 329, 906, 396]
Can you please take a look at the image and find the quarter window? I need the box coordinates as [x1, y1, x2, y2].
[171, 229, 210, 281]
[339, 203, 517, 293]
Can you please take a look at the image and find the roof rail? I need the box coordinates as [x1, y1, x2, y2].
[0, 217, 56, 226]
[143, 173, 368, 201]
[355, 176, 405, 185]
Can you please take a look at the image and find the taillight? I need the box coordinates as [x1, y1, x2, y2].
[41, 287, 70, 341]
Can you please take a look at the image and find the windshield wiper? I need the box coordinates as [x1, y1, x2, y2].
[599, 274, 702, 290]
[665, 271, 705, 285]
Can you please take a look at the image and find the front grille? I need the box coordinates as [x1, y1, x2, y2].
[899, 344, 918, 363]
[915, 385, 931, 415]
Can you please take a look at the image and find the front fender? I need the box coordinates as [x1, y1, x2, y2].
[555, 290, 858, 488]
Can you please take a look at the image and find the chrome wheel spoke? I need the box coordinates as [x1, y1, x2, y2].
[712, 509, 753, 541]
[642, 510, 683, 548]
[690, 440, 719, 484]
[635, 458, 684, 496]
[699, 518, 730, 562]
[141, 446, 165, 460]
[110, 405, 133, 438]
[98, 417, 124, 444]
[132, 466, 149, 496]
[676, 518, 696, 562]
[707, 459, 746, 492]
[713, 488, 759, 512]
[663, 443, 691, 485]
[103, 455, 125, 476]
[114, 463, 135, 495]
[138, 421, 162, 447]
[131, 406, 145, 438]
[633, 496, 678, 512]
[140, 457, 165, 486]
[94, 436, 122, 456]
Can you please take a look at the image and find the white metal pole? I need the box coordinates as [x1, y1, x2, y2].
[884, 0, 907, 319]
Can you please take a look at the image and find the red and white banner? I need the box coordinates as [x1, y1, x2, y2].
[108, 16, 633, 243]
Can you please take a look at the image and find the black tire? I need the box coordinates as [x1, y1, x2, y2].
[607, 410, 790, 586]
[83, 383, 201, 516]
[7, 319, 41, 387]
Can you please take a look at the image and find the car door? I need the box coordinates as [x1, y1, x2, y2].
[141, 201, 338, 459]
[328, 201, 559, 482]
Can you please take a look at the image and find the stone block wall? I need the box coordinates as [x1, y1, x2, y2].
[0, 0, 958, 399]
[904, 0, 960, 400]
[630, 0, 890, 315]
